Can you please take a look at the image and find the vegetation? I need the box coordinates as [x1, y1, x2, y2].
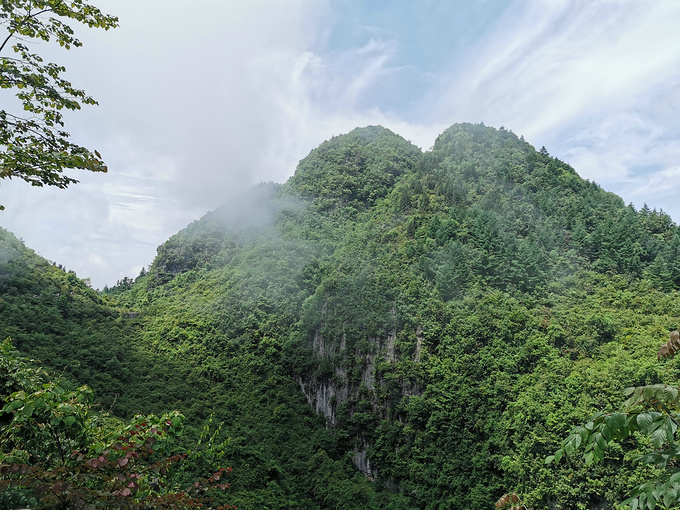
[0, 0, 117, 207]
[548, 332, 680, 509]
[0, 340, 234, 509]
[3, 123, 680, 508]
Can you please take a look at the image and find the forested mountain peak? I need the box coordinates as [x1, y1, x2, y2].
[141, 122, 680, 295]
[287, 125, 422, 210]
[5, 124, 680, 509]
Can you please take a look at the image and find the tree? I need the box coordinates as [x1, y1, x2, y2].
[0, 0, 118, 208]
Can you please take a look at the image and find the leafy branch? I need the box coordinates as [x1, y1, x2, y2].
[0, 0, 118, 208]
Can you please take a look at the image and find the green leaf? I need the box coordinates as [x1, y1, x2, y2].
[554, 449, 563, 464]
[652, 428, 667, 449]
[638, 413, 654, 433]
[667, 417, 678, 440]
[584, 451, 594, 465]
[58, 404, 73, 413]
[594, 444, 604, 463]
[638, 493, 647, 510]
[663, 487, 677, 508]
[666, 385, 678, 402]
[4, 399, 24, 412]
[63, 415, 76, 426]
[608, 413, 626, 437]
[643, 387, 656, 401]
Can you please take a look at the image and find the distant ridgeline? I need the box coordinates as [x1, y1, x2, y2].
[3, 123, 680, 509]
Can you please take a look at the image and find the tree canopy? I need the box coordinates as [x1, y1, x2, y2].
[0, 0, 117, 208]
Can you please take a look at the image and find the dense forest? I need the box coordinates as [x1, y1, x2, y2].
[3, 123, 680, 509]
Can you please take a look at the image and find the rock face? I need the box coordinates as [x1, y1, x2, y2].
[298, 318, 425, 478]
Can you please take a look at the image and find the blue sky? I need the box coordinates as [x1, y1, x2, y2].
[2, 0, 680, 288]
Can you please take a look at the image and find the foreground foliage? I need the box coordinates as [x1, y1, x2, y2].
[548, 334, 680, 509]
[0, 340, 234, 509]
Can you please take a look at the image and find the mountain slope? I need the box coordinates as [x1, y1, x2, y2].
[4, 124, 680, 509]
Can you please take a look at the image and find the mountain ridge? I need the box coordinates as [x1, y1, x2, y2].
[3, 123, 680, 509]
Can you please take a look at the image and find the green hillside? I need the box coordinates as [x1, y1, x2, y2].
[3, 123, 680, 509]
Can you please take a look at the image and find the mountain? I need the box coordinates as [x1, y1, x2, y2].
[3, 123, 680, 509]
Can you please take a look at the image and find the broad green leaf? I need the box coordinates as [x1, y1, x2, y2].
[594, 444, 604, 463]
[648, 495, 657, 510]
[666, 419, 678, 445]
[643, 387, 656, 401]
[663, 487, 677, 508]
[638, 413, 654, 433]
[63, 415, 76, 426]
[58, 403, 73, 413]
[666, 385, 678, 401]
[5, 399, 24, 412]
[608, 413, 626, 436]
[652, 428, 667, 449]
[638, 493, 647, 510]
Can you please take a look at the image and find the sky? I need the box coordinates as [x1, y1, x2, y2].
[2, 0, 680, 289]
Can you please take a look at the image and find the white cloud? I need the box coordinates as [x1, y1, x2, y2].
[428, 1, 680, 136]
[1, 0, 335, 287]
